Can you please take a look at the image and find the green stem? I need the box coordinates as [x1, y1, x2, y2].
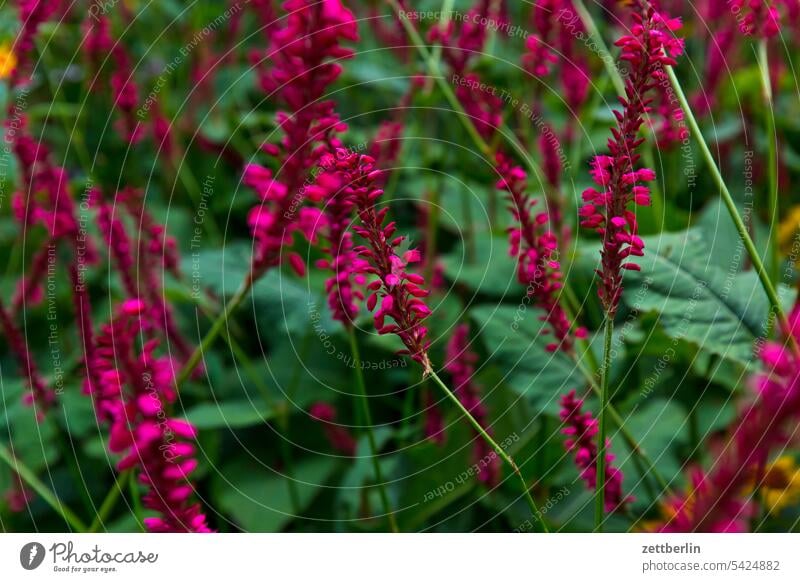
[388, 0, 492, 157]
[572, 0, 626, 97]
[129, 472, 145, 532]
[428, 371, 549, 532]
[175, 276, 253, 388]
[664, 64, 799, 356]
[88, 470, 132, 533]
[757, 39, 779, 285]
[392, 0, 667, 498]
[425, 188, 441, 284]
[595, 315, 614, 532]
[348, 328, 399, 533]
[0, 442, 86, 532]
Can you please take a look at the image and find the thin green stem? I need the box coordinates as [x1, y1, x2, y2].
[428, 371, 549, 532]
[348, 328, 399, 533]
[594, 315, 614, 532]
[572, 0, 626, 97]
[88, 470, 132, 533]
[175, 276, 253, 388]
[757, 39, 779, 285]
[129, 472, 146, 532]
[425, 188, 441, 284]
[664, 64, 799, 356]
[388, 0, 492, 157]
[0, 442, 86, 532]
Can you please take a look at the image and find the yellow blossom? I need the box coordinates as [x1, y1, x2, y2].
[0, 44, 17, 80]
[756, 457, 800, 515]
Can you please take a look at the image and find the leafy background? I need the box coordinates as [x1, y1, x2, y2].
[1, 0, 800, 532]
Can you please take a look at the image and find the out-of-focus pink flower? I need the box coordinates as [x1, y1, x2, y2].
[0, 297, 53, 417]
[560, 390, 632, 512]
[729, 0, 783, 37]
[446, 324, 501, 485]
[10, 0, 67, 86]
[658, 305, 800, 532]
[496, 153, 585, 352]
[90, 300, 210, 532]
[246, 0, 357, 281]
[110, 45, 144, 144]
[310, 402, 357, 455]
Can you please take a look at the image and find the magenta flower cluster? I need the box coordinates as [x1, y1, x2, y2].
[320, 150, 433, 369]
[245, 0, 357, 281]
[660, 307, 800, 532]
[496, 153, 586, 352]
[580, 6, 684, 315]
[560, 390, 631, 512]
[89, 300, 210, 532]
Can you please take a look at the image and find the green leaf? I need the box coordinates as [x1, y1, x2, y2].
[441, 233, 522, 298]
[623, 229, 793, 365]
[470, 305, 586, 415]
[214, 456, 339, 532]
[183, 400, 276, 430]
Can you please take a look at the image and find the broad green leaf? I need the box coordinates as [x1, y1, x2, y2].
[623, 229, 793, 365]
[470, 305, 586, 415]
[214, 456, 339, 532]
[441, 233, 522, 298]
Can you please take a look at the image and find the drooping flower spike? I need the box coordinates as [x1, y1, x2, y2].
[321, 150, 432, 370]
[580, 4, 684, 316]
[496, 153, 586, 352]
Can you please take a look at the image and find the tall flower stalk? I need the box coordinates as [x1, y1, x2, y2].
[579, 2, 684, 530]
[312, 157, 398, 531]
[325, 148, 549, 531]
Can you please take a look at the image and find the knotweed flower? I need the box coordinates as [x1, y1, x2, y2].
[0, 297, 53, 416]
[580, 5, 683, 316]
[528, 0, 590, 115]
[560, 390, 631, 511]
[10, 0, 66, 85]
[91, 300, 210, 532]
[446, 324, 501, 485]
[246, 0, 357, 281]
[729, 0, 782, 37]
[310, 402, 357, 455]
[324, 150, 432, 370]
[110, 46, 144, 144]
[423, 390, 446, 445]
[97, 193, 193, 362]
[428, 0, 499, 75]
[496, 153, 585, 352]
[312, 166, 368, 325]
